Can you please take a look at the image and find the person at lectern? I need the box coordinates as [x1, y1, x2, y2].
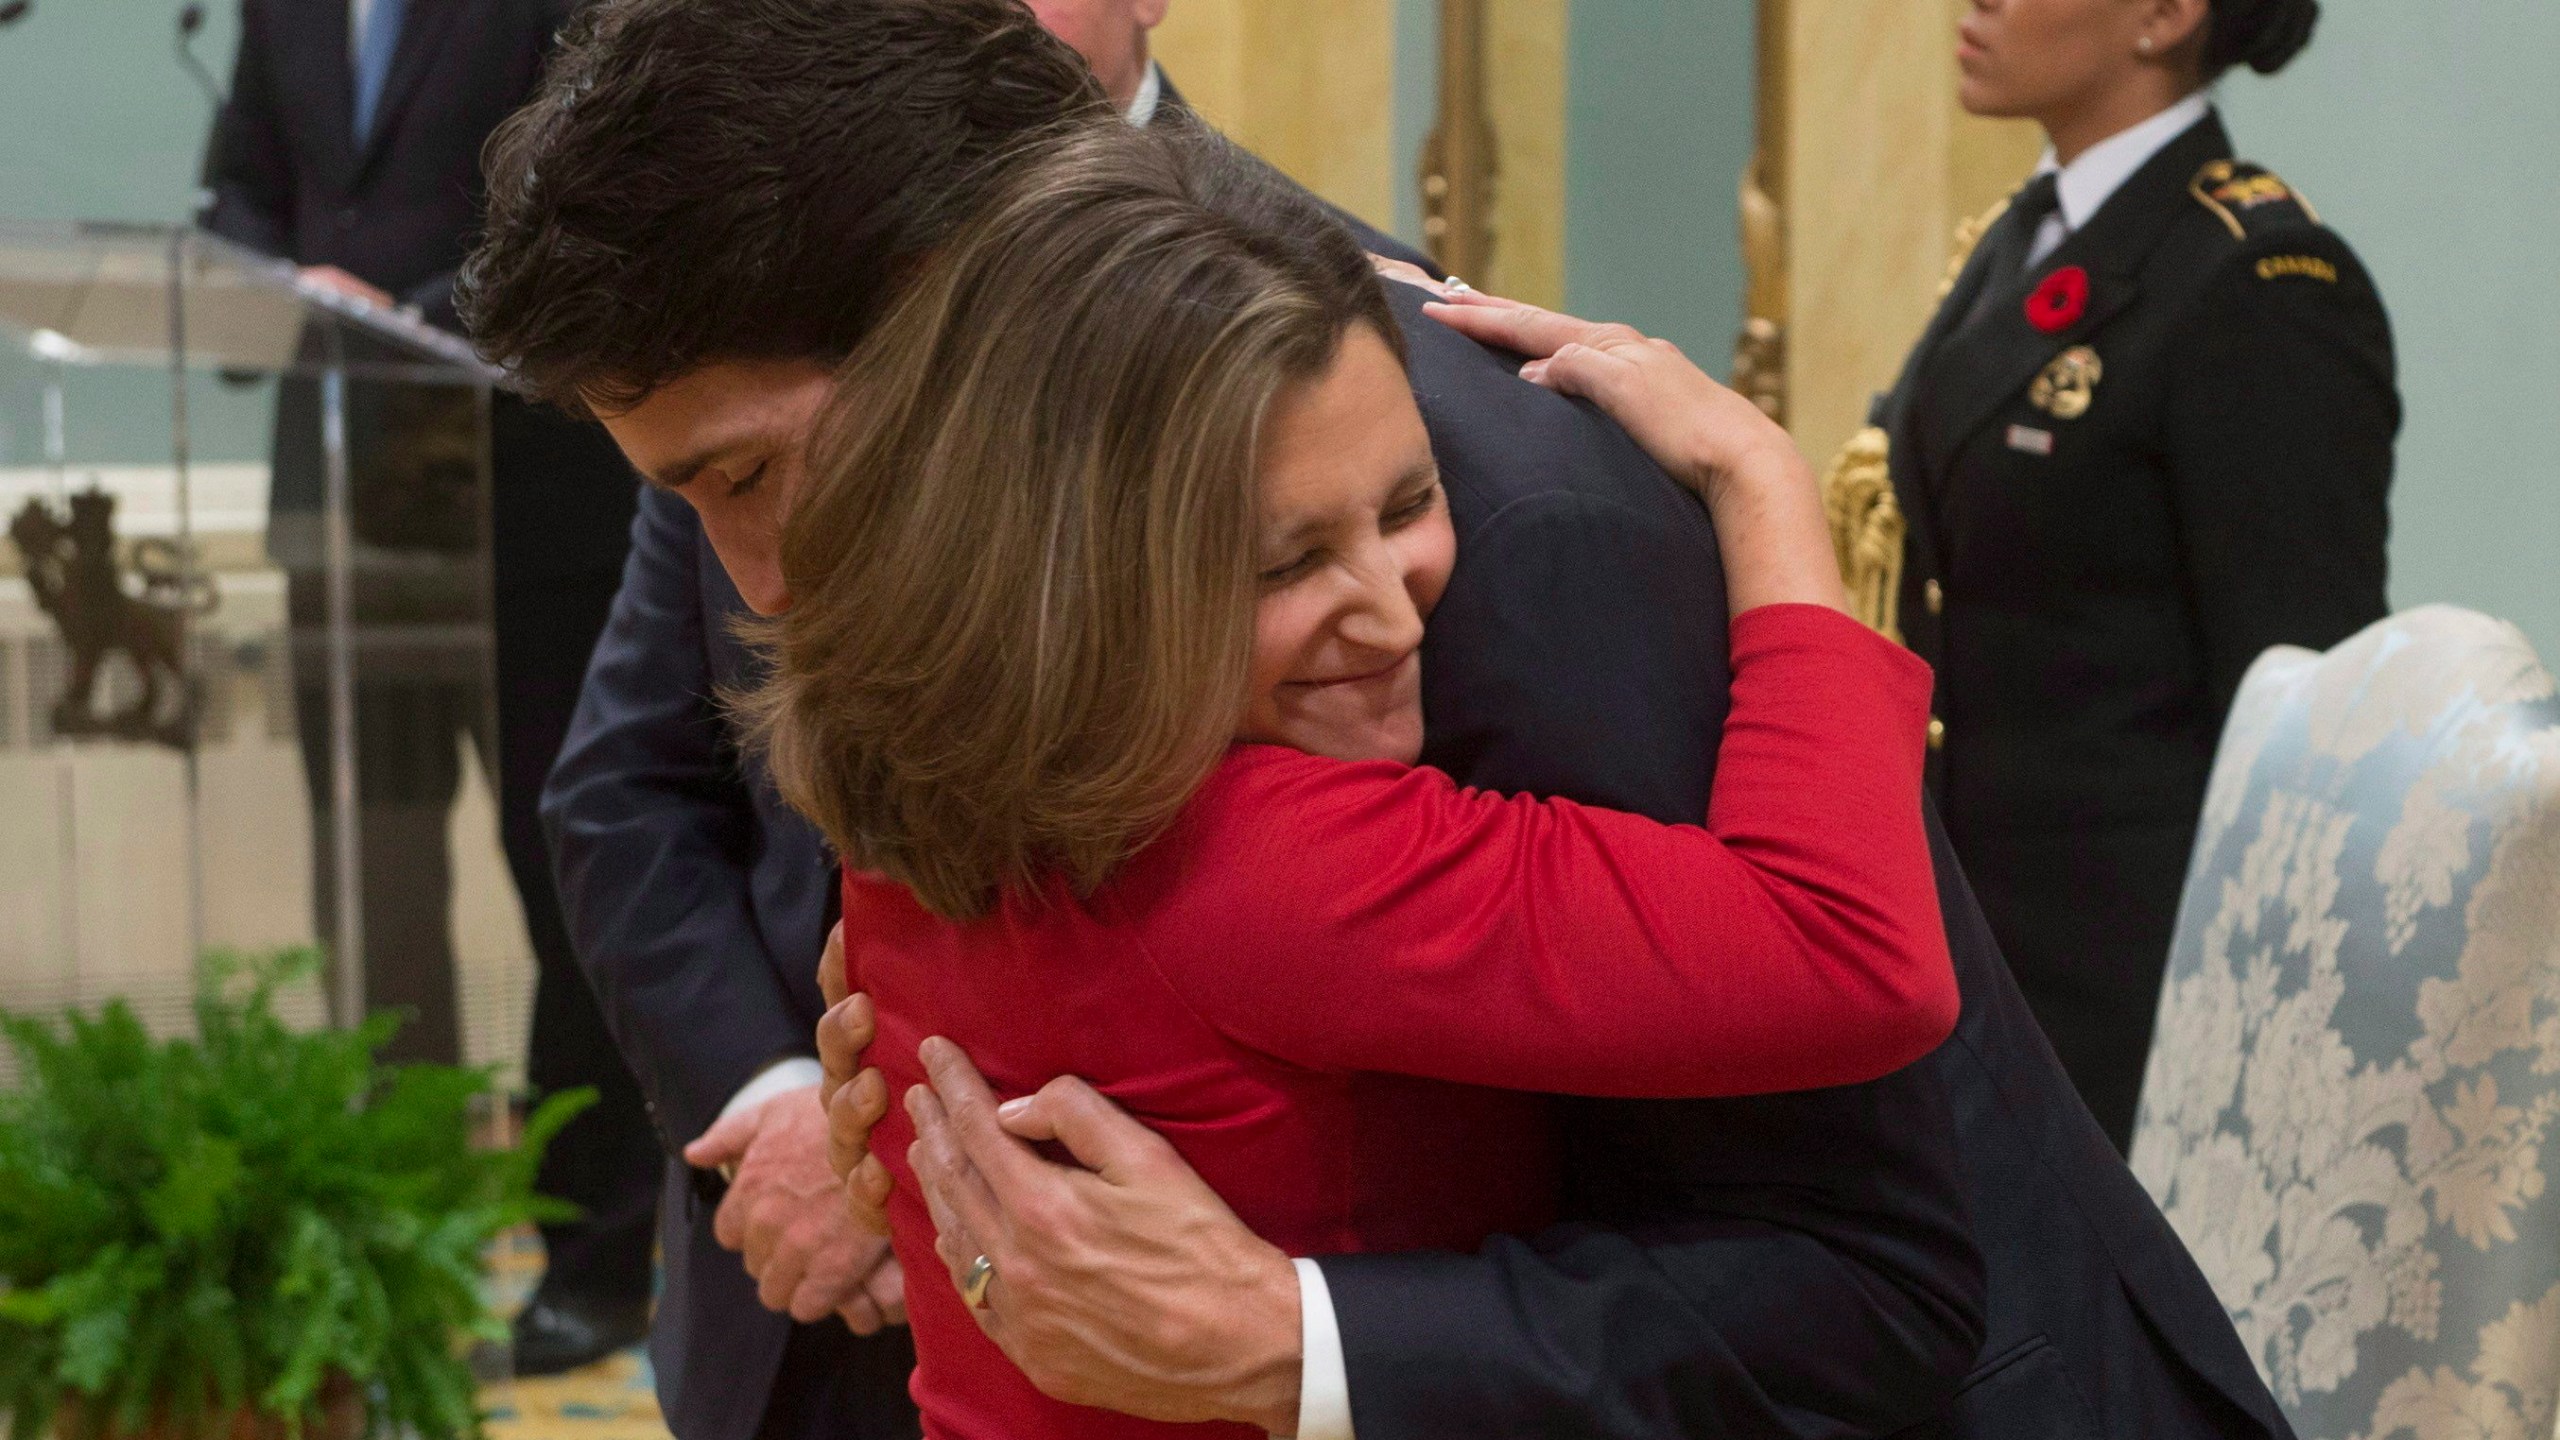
[199, 0, 661, 1375]
[1876, 0, 2397, 1149]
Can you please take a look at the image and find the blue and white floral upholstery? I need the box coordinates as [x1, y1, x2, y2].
[2131, 606, 2560, 1440]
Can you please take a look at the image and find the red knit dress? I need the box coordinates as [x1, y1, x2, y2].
[846, 604, 1953, 1439]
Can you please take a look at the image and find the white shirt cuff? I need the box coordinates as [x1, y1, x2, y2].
[1286, 1257, 1355, 1440]
[716, 1056, 824, 1126]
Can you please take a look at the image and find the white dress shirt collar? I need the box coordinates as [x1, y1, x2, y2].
[2032, 90, 2214, 233]
[1125, 59, 1164, 128]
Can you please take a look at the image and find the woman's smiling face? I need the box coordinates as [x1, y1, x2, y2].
[1237, 323, 1452, 765]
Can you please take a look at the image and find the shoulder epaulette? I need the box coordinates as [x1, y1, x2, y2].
[2188, 159, 2322, 239]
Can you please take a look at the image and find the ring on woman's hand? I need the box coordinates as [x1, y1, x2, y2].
[1443, 275, 1473, 295]
[960, 1253, 997, 1310]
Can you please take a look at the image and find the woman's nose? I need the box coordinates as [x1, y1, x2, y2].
[1338, 552, 1426, 656]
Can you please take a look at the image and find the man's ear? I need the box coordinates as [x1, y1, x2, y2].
[1133, 0, 1170, 31]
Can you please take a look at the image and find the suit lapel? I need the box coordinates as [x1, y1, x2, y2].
[1919, 113, 2233, 477]
[352, 0, 464, 176]
[1886, 214, 2011, 576]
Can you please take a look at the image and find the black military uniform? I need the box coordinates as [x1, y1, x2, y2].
[1873, 108, 2397, 1149]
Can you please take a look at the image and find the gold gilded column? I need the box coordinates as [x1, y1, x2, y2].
[1779, 0, 2042, 466]
[1418, 0, 1496, 280]
[1761, 0, 2042, 638]
[1482, 0, 1564, 306]
[1733, 0, 1791, 423]
[1154, 0, 1398, 225]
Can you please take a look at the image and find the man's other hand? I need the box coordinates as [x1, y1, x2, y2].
[903, 1037, 1302, 1433]
[684, 1083, 905, 1333]
[818, 985, 896, 1235]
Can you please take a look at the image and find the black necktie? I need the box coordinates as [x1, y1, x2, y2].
[1957, 172, 2064, 331]
[2009, 171, 2063, 250]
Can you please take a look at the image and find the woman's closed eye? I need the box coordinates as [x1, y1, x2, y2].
[1260, 481, 1441, 587]
[1381, 480, 1443, 530]
[726, 460, 769, 500]
[1259, 548, 1322, 587]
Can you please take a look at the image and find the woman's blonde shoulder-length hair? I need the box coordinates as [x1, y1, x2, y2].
[733, 118, 1404, 921]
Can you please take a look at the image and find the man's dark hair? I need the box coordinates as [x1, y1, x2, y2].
[459, 0, 1109, 414]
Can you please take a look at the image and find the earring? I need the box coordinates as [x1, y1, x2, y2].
[2136, 34, 2155, 54]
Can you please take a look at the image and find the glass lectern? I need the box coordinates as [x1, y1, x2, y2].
[0, 221, 520, 1071]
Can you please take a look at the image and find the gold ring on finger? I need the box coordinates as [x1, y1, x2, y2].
[960, 1253, 997, 1311]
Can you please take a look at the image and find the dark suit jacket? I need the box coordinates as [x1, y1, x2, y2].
[544, 487, 835, 1440]
[1878, 111, 2396, 1145]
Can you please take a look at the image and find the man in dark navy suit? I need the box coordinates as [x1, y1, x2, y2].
[467, 0, 2294, 1436]
[201, 0, 658, 1375]
[473, 7, 1167, 1439]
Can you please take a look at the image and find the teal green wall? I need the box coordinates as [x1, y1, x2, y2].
[0, 1, 235, 224]
[0, 0, 272, 468]
[1389, 1, 1754, 373]
[1561, 4, 1753, 375]
[1390, 0, 1437, 248]
[2216, 6, 2560, 663]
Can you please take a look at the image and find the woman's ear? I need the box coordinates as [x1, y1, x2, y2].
[2143, 0, 2214, 66]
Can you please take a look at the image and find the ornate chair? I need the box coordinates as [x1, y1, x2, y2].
[2130, 606, 2560, 1440]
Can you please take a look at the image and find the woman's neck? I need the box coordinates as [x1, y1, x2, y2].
[2041, 77, 2201, 167]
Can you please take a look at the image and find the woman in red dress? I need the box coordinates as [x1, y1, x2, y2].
[738, 122, 1955, 1440]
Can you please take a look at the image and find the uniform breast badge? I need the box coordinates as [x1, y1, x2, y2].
[2029, 346, 2103, 421]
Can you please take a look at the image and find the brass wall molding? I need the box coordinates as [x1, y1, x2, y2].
[1419, 0, 1497, 279]
[1733, 0, 1789, 423]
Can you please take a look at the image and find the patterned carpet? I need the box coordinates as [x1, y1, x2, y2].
[480, 1228, 672, 1440]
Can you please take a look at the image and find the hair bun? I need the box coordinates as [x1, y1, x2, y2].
[2244, 0, 2318, 73]
[2209, 0, 2319, 76]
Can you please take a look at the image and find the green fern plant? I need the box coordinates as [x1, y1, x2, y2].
[0, 948, 593, 1440]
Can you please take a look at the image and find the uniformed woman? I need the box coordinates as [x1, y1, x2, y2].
[1871, 0, 2396, 1149]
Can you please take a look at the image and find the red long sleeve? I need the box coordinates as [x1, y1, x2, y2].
[1116, 603, 1953, 1097]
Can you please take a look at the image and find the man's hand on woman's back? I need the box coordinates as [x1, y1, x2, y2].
[817, 968, 899, 1234]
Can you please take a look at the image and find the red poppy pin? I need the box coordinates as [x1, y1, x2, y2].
[2025, 265, 2090, 334]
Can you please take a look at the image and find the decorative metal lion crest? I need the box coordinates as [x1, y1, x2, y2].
[8, 487, 216, 748]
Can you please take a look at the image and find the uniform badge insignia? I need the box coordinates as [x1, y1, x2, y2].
[2029, 346, 2103, 421]
[2005, 424, 2055, 456]
[2255, 254, 2339, 283]
[2189, 159, 2322, 237]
